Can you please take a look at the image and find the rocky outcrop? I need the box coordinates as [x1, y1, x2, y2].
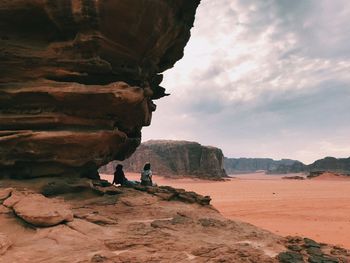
[0, 0, 200, 178]
[278, 236, 349, 263]
[133, 184, 211, 205]
[224, 158, 303, 174]
[100, 140, 227, 179]
[0, 181, 349, 262]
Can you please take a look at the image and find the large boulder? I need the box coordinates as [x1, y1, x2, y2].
[0, 0, 201, 178]
[4, 192, 73, 227]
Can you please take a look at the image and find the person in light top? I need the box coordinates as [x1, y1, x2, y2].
[140, 162, 153, 186]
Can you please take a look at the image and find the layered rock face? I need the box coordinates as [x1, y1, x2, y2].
[0, 0, 200, 178]
[100, 140, 227, 179]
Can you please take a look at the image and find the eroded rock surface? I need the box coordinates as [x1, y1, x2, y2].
[0, 181, 349, 262]
[0, 233, 11, 255]
[100, 140, 227, 179]
[0, 0, 200, 178]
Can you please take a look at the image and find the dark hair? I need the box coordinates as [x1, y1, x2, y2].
[115, 164, 123, 170]
[143, 163, 151, 170]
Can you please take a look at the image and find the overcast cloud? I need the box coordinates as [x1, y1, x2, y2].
[142, 0, 350, 164]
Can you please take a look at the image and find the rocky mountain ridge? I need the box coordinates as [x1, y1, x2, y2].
[225, 156, 350, 175]
[224, 158, 303, 174]
[307, 157, 350, 174]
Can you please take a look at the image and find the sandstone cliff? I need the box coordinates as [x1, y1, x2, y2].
[100, 140, 227, 179]
[0, 0, 200, 178]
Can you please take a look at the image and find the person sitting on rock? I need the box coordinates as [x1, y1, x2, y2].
[113, 164, 138, 187]
[141, 162, 153, 186]
[112, 164, 127, 186]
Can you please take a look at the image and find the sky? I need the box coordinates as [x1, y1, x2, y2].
[143, 0, 350, 164]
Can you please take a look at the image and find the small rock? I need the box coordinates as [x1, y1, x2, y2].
[286, 236, 303, 244]
[91, 254, 108, 262]
[287, 245, 303, 252]
[197, 195, 211, 205]
[0, 233, 11, 255]
[278, 251, 304, 263]
[308, 255, 339, 263]
[304, 238, 321, 248]
[198, 218, 227, 228]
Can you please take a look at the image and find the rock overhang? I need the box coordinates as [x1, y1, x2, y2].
[0, 0, 201, 178]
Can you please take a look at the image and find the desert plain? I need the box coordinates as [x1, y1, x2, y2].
[103, 172, 350, 249]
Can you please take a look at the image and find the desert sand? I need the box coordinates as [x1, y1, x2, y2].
[102, 172, 350, 249]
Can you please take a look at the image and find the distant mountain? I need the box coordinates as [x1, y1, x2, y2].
[224, 156, 350, 175]
[267, 161, 306, 174]
[100, 140, 227, 179]
[224, 158, 303, 174]
[307, 157, 350, 174]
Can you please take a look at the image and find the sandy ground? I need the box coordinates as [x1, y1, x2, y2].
[101, 172, 350, 249]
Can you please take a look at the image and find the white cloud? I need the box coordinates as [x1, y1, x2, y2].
[143, 0, 350, 163]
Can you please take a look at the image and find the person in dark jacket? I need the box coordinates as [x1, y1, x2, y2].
[112, 164, 138, 187]
[112, 164, 127, 186]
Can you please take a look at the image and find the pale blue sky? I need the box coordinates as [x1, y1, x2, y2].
[143, 0, 350, 164]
